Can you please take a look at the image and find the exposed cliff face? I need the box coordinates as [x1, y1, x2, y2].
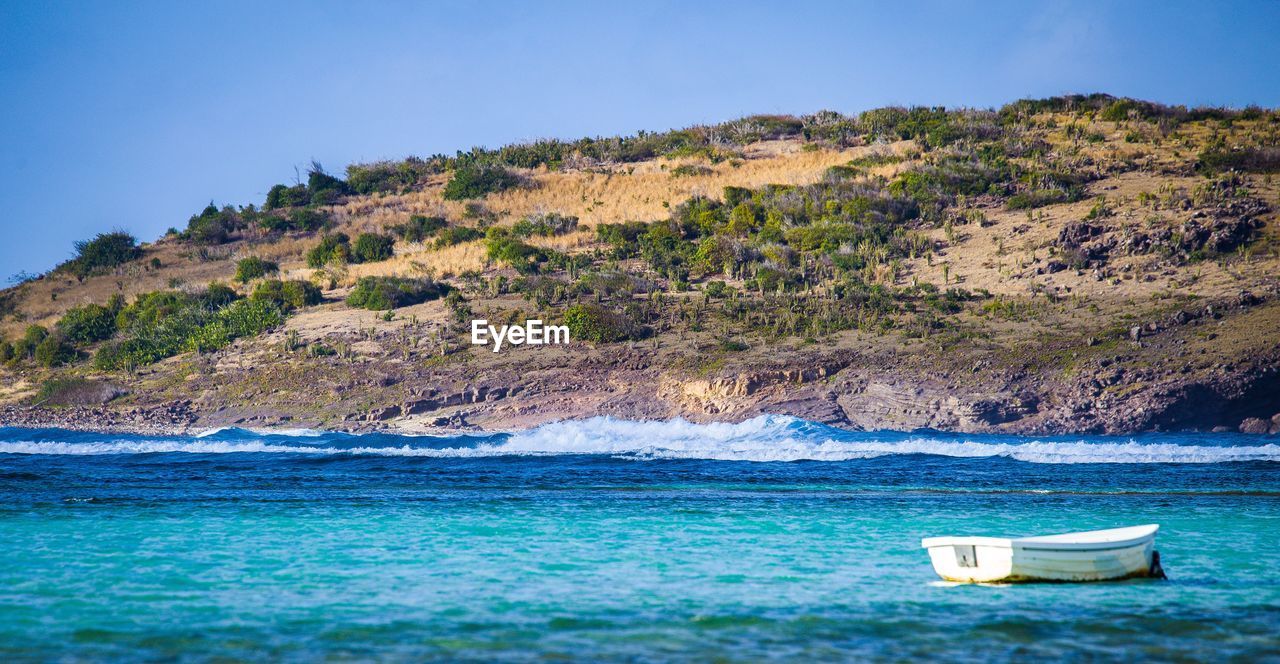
[836, 382, 1039, 432]
[5, 296, 1278, 436]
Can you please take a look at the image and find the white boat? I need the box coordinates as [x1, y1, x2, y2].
[921, 524, 1163, 583]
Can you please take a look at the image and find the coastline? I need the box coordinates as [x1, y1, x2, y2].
[6, 346, 1279, 438]
[7, 285, 1280, 440]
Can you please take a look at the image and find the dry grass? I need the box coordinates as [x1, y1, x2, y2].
[342, 240, 490, 282]
[524, 229, 595, 251]
[341, 143, 874, 232]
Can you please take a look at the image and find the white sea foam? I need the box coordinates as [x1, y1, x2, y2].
[1, 415, 1276, 463]
[501, 416, 1280, 463]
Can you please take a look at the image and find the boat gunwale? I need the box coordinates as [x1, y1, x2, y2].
[921, 525, 1159, 552]
[1012, 540, 1153, 553]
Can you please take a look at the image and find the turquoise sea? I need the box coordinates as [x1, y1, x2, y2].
[1, 416, 1278, 661]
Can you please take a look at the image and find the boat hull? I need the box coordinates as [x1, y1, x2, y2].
[922, 525, 1160, 583]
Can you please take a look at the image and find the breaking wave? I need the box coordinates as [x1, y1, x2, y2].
[0, 416, 1276, 463]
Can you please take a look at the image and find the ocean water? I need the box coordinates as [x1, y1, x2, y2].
[1, 416, 1278, 662]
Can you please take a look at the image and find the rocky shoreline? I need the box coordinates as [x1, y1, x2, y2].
[5, 290, 1279, 439]
[1, 403, 199, 436]
[5, 349, 1279, 437]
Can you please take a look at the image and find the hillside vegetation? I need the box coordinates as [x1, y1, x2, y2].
[2, 94, 1279, 434]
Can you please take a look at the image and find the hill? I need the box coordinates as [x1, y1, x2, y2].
[2, 94, 1279, 434]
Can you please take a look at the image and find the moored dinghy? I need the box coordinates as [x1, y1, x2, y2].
[922, 524, 1164, 583]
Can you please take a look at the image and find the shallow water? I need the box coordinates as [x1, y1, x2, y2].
[2, 417, 1278, 661]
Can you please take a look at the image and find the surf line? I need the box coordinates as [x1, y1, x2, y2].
[471, 319, 570, 352]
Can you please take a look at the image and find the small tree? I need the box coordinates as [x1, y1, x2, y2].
[201, 283, 241, 309]
[251, 279, 321, 312]
[235, 256, 280, 283]
[65, 232, 141, 279]
[265, 184, 309, 210]
[306, 162, 351, 206]
[563, 304, 640, 343]
[185, 204, 241, 245]
[306, 233, 351, 268]
[288, 208, 329, 232]
[14, 325, 49, 360]
[443, 164, 520, 200]
[35, 333, 76, 367]
[57, 303, 117, 344]
[352, 233, 395, 263]
[346, 277, 448, 310]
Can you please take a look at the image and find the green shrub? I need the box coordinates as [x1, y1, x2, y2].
[185, 204, 242, 245]
[562, 304, 643, 343]
[670, 164, 713, 178]
[257, 214, 292, 233]
[1100, 99, 1137, 122]
[13, 325, 49, 361]
[443, 291, 471, 324]
[595, 221, 650, 258]
[0, 340, 13, 363]
[63, 232, 141, 279]
[306, 165, 351, 205]
[346, 158, 440, 194]
[111, 284, 238, 334]
[858, 105, 988, 149]
[512, 213, 579, 238]
[216, 299, 285, 339]
[309, 188, 342, 206]
[56, 303, 117, 344]
[94, 295, 283, 370]
[433, 226, 484, 249]
[352, 233, 396, 263]
[306, 233, 351, 268]
[391, 215, 448, 242]
[234, 256, 279, 282]
[258, 208, 328, 233]
[443, 164, 521, 200]
[308, 343, 337, 357]
[723, 186, 752, 207]
[1082, 197, 1113, 221]
[291, 208, 330, 232]
[346, 276, 449, 310]
[183, 298, 285, 353]
[115, 290, 195, 332]
[35, 334, 76, 367]
[251, 279, 321, 312]
[265, 183, 310, 210]
[201, 283, 240, 309]
[485, 228, 548, 274]
[889, 157, 1009, 210]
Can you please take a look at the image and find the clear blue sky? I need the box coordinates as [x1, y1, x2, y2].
[2, 1, 1278, 277]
